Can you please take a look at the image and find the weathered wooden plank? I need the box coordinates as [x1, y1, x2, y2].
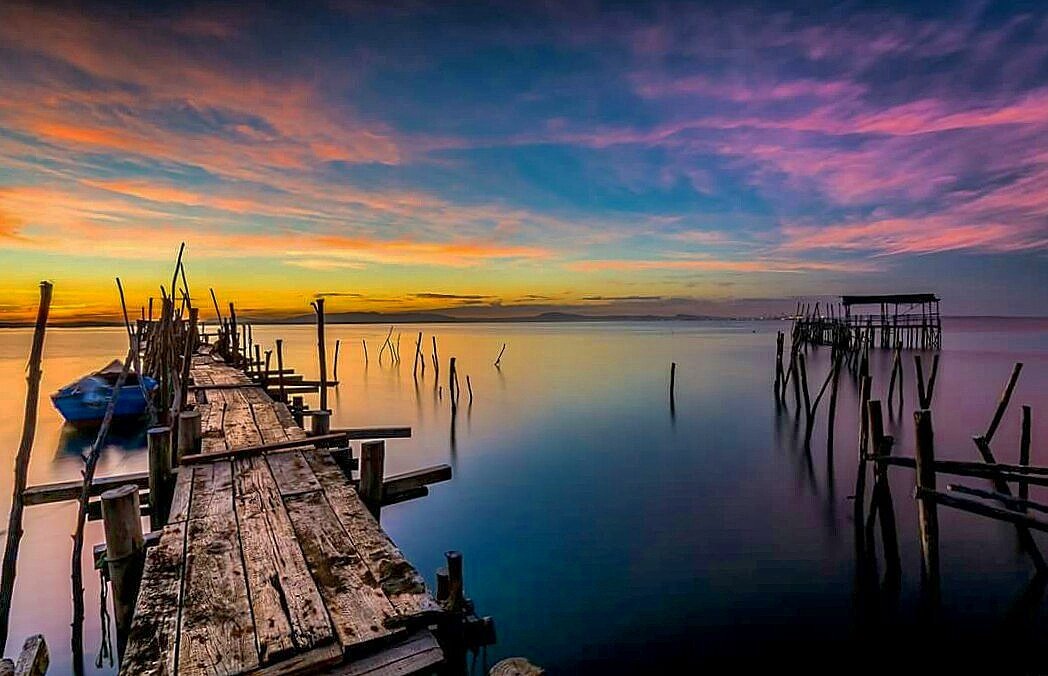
[329, 428, 412, 441]
[178, 461, 259, 675]
[382, 466, 451, 500]
[221, 389, 264, 450]
[23, 471, 150, 506]
[243, 643, 343, 676]
[284, 490, 397, 650]
[303, 452, 443, 624]
[119, 522, 186, 676]
[233, 455, 334, 663]
[201, 401, 227, 455]
[337, 630, 442, 676]
[266, 452, 323, 497]
[250, 402, 290, 444]
[168, 469, 193, 523]
[180, 433, 349, 465]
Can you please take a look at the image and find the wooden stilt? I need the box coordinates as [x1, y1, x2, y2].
[147, 427, 172, 531]
[101, 484, 145, 657]
[913, 409, 940, 599]
[0, 282, 52, 653]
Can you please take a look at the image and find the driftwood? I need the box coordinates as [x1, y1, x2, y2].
[0, 282, 52, 653]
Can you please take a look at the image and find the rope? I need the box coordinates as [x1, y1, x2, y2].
[95, 566, 113, 669]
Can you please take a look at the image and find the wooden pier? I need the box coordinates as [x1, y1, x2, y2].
[793, 293, 942, 350]
[118, 349, 448, 675]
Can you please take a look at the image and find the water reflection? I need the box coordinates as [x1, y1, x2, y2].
[54, 424, 147, 460]
[0, 319, 1047, 673]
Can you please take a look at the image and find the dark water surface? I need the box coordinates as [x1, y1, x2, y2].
[1, 318, 1047, 673]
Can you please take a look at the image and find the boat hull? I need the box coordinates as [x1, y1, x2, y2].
[51, 379, 157, 426]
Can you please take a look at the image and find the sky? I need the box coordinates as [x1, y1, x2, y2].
[0, 0, 1046, 322]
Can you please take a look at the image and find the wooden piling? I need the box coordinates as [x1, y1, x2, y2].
[0, 281, 52, 653]
[292, 395, 305, 427]
[413, 331, 423, 378]
[913, 410, 940, 597]
[176, 411, 202, 463]
[432, 336, 439, 374]
[445, 550, 464, 612]
[147, 427, 173, 531]
[313, 298, 328, 412]
[986, 362, 1023, 444]
[670, 362, 676, 404]
[310, 410, 332, 436]
[915, 355, 928, 409]
[857, 376, 871, 461]
[360, 440, 386, 516]
[1020, 405, 1032, 503]
[333, 339, 341, 381]
[276, 339, 286, 402]
[101, 484, 145, 657]
[449, 357, 458, 403]
[435, 568, 450, 603]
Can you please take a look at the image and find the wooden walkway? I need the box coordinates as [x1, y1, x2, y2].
[119, 350, 446, 675]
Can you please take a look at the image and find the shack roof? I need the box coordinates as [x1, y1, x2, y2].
[841, 293, 939, 306]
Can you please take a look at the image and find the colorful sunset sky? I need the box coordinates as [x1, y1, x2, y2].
[1, 0, 1046, 322]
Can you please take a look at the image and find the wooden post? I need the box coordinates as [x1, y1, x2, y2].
[1020, 405, 1032, 503]
[0, 281, 52, 653]
[432, 336, 439, 375]
[857, 375, 871, 460]
[435, 567, 450, 603]
[147, 427, 172, 530]
[275, 339, 286, 402]
[914, 410, 940, 598]
[360, 440, 385, 516]
[669, 362, 676, 404]
[413, 331, 423, 378]
[291, 395, 305, 428]
[333, 339, 341, 381]
[449, 357, 458, 403]
[101, 484, 145, 658]
[774, 331, 785, 400]
[310, 410, 331, 436]
[915, 355, 927, 409]
[313, 298, 328, 412]
[177, 411, 202, 463]
[985, 362, 1023, 444]
[826, 352, 841, 453]
[228, 302, 239, 366]
[445, 550, 464, 611]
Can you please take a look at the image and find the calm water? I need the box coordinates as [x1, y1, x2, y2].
[1, 318, 1047, 673]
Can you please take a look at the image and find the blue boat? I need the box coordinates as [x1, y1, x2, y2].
[51, 360, 158, 426]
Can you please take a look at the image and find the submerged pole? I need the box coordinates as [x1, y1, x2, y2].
[914, 410, 940, 600]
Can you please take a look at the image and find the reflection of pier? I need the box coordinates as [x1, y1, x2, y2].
[794, 293, 942, 350]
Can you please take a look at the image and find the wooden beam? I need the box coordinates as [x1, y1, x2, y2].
[179, 433, 352, 465]
[871, 455, 1048, 477]
[920, 488, 1048, 533]
[23, 472, 153, 507]
[327, 427, 412, 440]
[382, 465, 451, 501]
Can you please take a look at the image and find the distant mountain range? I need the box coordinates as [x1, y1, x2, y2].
[0, 311, 763, 328]
[280, 311, 737, 324]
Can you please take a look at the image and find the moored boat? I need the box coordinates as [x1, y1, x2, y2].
[50, 360, 157, 426]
